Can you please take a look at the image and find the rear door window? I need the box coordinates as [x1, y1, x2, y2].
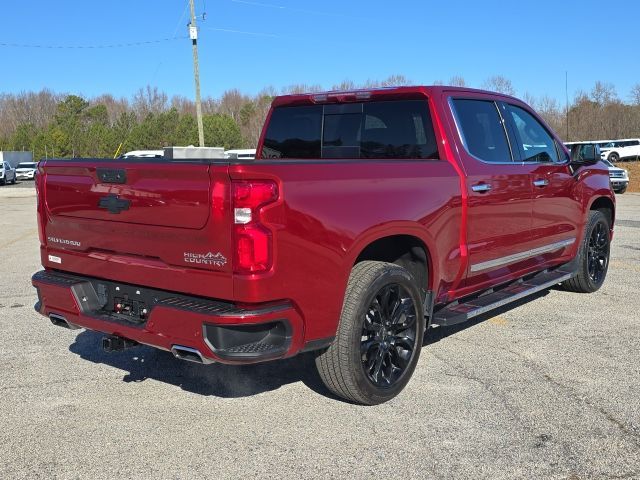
[261, 100, 438, 159]
[360, 101, 438, 159]
[451, 99, 513, 163]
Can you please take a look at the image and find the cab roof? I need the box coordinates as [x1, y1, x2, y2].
[271, 85, 521, 108]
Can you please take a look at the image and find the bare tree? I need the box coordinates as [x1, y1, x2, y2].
[170, 95, 195, 115]
[92, 94, 129, 125]
[590, 81, 617, 105]
[132, 86, 168, 119]
[521, 92, 537, 108]
[449, 76, 466, 87]
[282, 84, 323, 94]
[630, 83, 640, 106]
[482, 75, 515, 96]
[380, 74, 411, 87]
[218, 89, 249, 123]
[332, 80, 357, 91]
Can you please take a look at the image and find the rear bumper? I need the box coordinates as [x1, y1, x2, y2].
[32, 270, 306, 364]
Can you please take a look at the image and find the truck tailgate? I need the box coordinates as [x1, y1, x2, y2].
[39, 160, 234, 299]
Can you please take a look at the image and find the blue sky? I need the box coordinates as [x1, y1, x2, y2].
[1, 0, 638, 103]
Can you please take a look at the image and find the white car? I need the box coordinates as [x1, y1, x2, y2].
[119, 150, 164, 159]
[602, 159, 629, 193]
[599, 139, 640, 162]
[15, 162, 38, 180]
[224, 149, 256, 160]
[0, 162, 16, 185]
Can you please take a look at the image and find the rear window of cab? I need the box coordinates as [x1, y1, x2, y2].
[261, 100, 439, 160]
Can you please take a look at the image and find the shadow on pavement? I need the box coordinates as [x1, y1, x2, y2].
[69, 330, 336, 400]
[68, 289, 552, 400]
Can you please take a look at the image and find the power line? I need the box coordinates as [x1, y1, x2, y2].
[0, 37, 188, 49]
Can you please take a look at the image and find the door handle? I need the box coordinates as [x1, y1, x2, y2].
[471, 183, 492, 193]
[533, 179, 549, 187]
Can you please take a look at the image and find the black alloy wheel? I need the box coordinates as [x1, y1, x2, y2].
[361, 284, 418, 388]
[562, 210, 610, 293]
[315, 261, 426, 405]
[587, 220, 609, 284]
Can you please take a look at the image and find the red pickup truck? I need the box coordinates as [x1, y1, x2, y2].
[32, 86, 614, 404]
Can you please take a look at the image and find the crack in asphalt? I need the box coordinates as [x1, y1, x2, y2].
[446, 336, 640, 451]
[429, 350, 579, 469]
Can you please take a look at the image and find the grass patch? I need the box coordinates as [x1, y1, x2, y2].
[623, 161, 640, 193]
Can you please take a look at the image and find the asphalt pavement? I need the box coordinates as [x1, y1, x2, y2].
[1, 193, 639, 479]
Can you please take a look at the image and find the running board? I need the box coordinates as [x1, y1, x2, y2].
[431, 268, 574, 327]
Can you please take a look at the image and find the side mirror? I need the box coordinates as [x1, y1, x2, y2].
[570, 144, 601, 166]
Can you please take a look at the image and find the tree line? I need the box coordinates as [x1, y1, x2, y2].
[1, 75, 640, 159]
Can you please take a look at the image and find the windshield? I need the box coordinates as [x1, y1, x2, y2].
[17, 162, 36, 168]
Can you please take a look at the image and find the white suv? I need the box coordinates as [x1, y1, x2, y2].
[15, 162, 38, 180]
[602, 159, 629, 194]
[599, 139, 640, 162]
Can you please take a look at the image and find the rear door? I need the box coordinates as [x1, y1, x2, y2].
[448, 96, 538, 290]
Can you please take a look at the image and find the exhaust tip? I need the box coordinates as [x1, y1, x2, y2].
[171, 345, 213, 364]
[49, 313, 81, 330]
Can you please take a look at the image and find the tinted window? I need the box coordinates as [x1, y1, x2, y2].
[506, 105, 559, 163]
[322, 108, 362, 159]
[360, 101, 438, 159]
[452, 99, 512, 163]
[262, 105, 322, 159]
[261, 100, 438, 160]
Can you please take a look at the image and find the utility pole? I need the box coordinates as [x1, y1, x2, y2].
[565, 71, 570, 141]
[189, 0, 205, 147]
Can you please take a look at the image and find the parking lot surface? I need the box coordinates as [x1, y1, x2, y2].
[1, 194, 639, 479]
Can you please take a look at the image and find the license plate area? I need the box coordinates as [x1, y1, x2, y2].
[71, 280, 156, 325]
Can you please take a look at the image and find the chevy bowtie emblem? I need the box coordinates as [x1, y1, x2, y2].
[98, 194, 130, 214]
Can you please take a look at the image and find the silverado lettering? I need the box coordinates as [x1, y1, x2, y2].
[32, 86, 614, 404]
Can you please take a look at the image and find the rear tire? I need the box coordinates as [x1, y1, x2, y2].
[562, 210, 610, 293]
[315, 261, 425, 405]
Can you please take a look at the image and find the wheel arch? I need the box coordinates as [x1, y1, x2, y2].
[348, 227, 436, 295]
[589, 195, 615, 229]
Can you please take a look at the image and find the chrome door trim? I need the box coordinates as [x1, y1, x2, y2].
[470, 238, 576, 273]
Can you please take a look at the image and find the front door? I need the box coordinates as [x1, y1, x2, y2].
[503, 103, 582, 265]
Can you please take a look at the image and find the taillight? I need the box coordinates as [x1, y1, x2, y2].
[232, 180, 278, 274]
[35, 166, 46, 246]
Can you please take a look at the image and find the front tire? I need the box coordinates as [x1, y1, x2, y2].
[615, 186, 627, 194]
[315, 261, 425, 405]
[608, 152, 619, 163]
[562, 210, 610, 293]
